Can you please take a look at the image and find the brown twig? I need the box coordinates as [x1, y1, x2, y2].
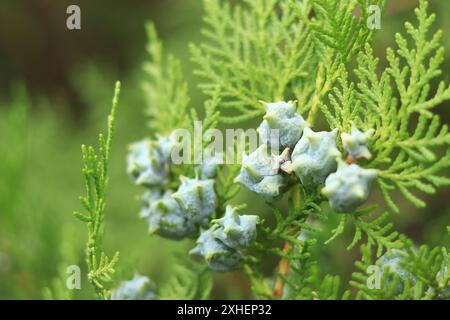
[273, 239, 295, 297]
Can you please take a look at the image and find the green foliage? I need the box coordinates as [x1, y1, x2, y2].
[191, 0, 314, 123]
[42, 226, 79, 300]
[351, 238, 449, 300]
[0, 83, 28, 221]
[0, 85, 29, 297]
[74, 82, 121, 299]
[323, 1, 450, 213]
[288, 240, 351, 300]
[272, 237, 349, 300]
[191, 0, 386, 124]
[143, 23, 191, 133]
[326, 208, 401, 257]
[159, 258, 213, 300]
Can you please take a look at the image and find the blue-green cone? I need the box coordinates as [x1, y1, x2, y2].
[212, 205, 258, 249]
[127, 134, 178, 187]
[190, 228, 243, 272]
[190, 205, 258, 272]
[290, 128, 341, 187]
[111, 275, 157, 300]
[257, 101, 308, 149]
[154, 134, 179, 162]
[172, 176, 217, 227]
[127, 139, 168, 186]
[322, 160, 378, 213]
[341, 124, 375, 160]
[234, 144, 288, 202]
[138, 189, 163, 219]
[141, 190, 196, 240]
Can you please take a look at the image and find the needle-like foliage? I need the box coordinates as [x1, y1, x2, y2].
[351, 239, 449, 299]
[74, 82, 121, 299]
[322, 1, 450, 213]
[191, 0, 386, 124]
[143, 23, 191, 133]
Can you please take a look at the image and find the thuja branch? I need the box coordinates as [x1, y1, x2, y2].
[121, 0, 450, 301]
[74, 81, 121, 299]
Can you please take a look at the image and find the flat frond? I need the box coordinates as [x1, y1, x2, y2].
[143, 23, 191, 133]
[323, 0, 450, 211]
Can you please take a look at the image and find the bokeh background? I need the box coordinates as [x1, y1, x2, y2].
[0, 0, 449, 299]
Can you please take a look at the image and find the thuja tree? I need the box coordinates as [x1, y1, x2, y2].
[76, 0, 449, 300]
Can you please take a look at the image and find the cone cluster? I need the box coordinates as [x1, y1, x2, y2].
[236, 101, 378, 213]
[127, 132, 218, 240]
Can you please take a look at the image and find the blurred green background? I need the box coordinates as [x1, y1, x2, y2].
[0, 0, 449, 299]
